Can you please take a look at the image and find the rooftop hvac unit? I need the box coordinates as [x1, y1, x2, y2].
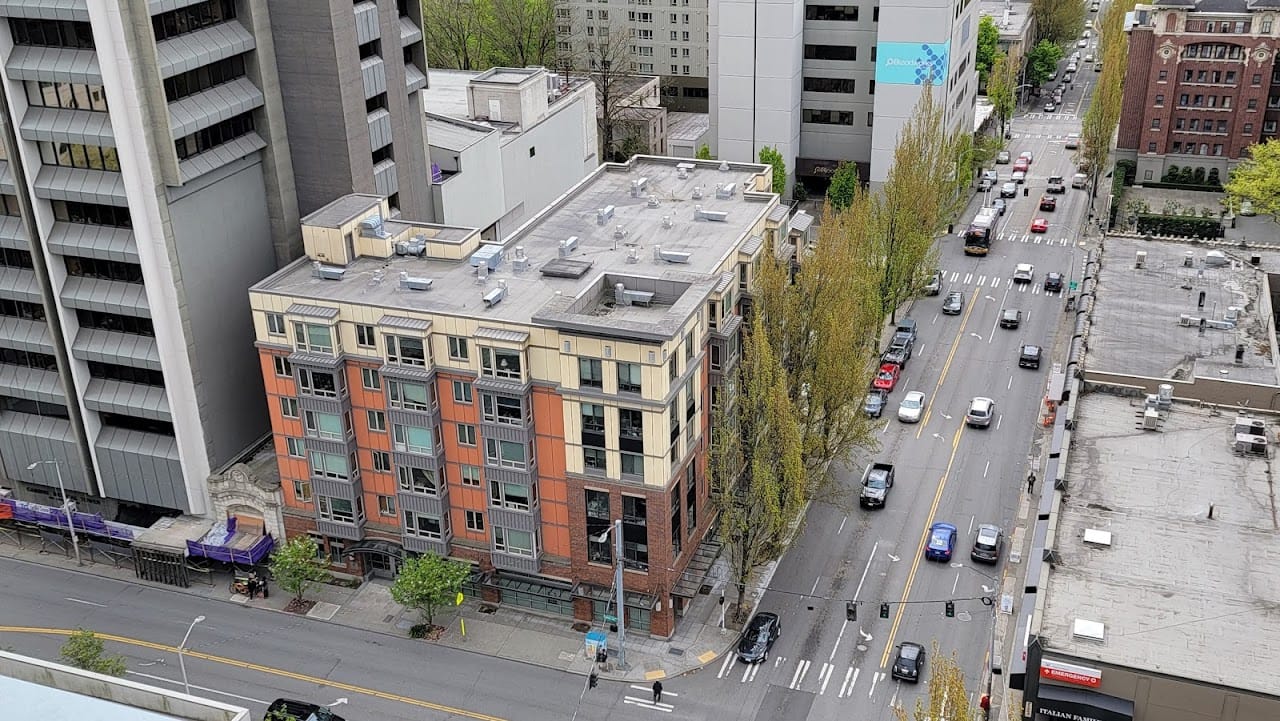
[1205, 250, 1228, 267]
[647, 194, 660, 208]
[655, 246, 691, 264]
[395, 236, 427, 257]
[359, 215, 390, 239]
[558, 236, 580, 257]
[312, 261, 345, 280]
[1142, 408, 1160, 430]
[1234, 416, 1266, 437]
[626, 247, 640, 263]
[630, 177, 649, 197]
[483, 281, 508, 308]
[512, 246, 529, 272]
[1184, 251, 1195, 267]
[614, 225, 628, 239]
[399, 272, 433, 291]
[718, 160, 730, 172]
[1225, 306, 1241, 321]
[1234, 433, 1269, 456]
[695, 206, 729, 222]
[1178, 314, 1201, 327]
[1135, 251, 1146, 268]
[614, 283, 655, 307]
[597, 205, 616, 225]
[691, 185, 704, 199]
[1207, 319, 1235, 330]
[716, 182, 737, 199]
[1157, 384, 1173, 407]
[662, 215, 673, 228]
[677, 167, 688, 180]
[1144, 394, 1160, 410]
[470, 244, 503, 270]
[676, 162, 696, 173]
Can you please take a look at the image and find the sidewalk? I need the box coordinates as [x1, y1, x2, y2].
[0, 534, 744, 683]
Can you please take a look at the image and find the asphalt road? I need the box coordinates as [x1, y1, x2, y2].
[673, 49, 1104, 721]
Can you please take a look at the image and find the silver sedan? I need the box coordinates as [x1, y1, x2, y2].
[898, 391, 927, 423]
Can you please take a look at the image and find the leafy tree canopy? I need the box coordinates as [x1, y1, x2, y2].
[268, 536, 329, 602]
[1025, 40, 1063, 86]
[390, 553, 472, 626]
[60, 628, 126, 677]
[1225, 139, 1280, 222]
[758, 146, 788, 197]
[826, 162, 860, 212]
[976, 16, 1001, 78]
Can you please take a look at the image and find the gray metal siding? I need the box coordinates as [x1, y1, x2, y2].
[402, 534, 449, 555]
[32, 166, 126, 204]
[391, 449, 441, 471]
[0, 317, 54, 354]
[354, 1, 380, 45]
[46, 223, 139, 263]
[19, 107, 114, 145]
[155, 21, 256, 79]
[0, 266, 41, 303]
[0, 0, 89, 21]
[0, 412, 90, 493]
[5, 46, 100, 84]
[81, 379, 171, 420]
[361, 57, 387, 99]
[59, 276, 150, 316]
[167, 77, 265, 138]
[490, 548, 541, 574]
[71, 329, 162, 370]
[176, 132, 267, 183]
[316, 518, 364, 540]
[397, 490, 444, 515]
[480, 420, 533, 445]
[0, 366, 64, 405]
[312, 477, 359, 501]
[489, 506, 540, 533]
[372, 159, 397, 197]
[94, 427, 185, 510]
[368, 109, 392, 150]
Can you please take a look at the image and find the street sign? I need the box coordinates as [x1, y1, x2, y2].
[1069, 281, 1079, 291]
[602, 614, 618, 623]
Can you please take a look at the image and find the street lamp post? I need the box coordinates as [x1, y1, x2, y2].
[26, 460, 81, 566]
[315, 698, 348, 721]
[177, 615, 205, 696]
[592, 519, 627, 668]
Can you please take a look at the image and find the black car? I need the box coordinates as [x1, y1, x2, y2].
[1000, 308, 1022, 329]
[942, 291, 964, 315]
[737, 611, 781, 663]
[891, 642, 926, 683]
[1019, 344, 1042, 369]
[265, 699, 346, 721]
[864, 389, 889, 418]
[971, 524, 1005, 564]
[1044, 272, 1064, 293]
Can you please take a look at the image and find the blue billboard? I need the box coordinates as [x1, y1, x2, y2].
[875, 42, 950, 86]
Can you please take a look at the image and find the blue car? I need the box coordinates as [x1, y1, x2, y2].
[925, 522, 957, 562]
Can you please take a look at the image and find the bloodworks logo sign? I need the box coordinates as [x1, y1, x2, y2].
[874, 42, 950, 86]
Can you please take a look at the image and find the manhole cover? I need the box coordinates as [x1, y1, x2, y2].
[668, 648, 686, 657]
[856, 644, 868, 652]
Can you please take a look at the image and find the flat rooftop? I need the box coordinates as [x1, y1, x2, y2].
[424, 68, 592, 134]
[977, 0, 1033, 38]
[1087, 235, 1276, 384]
[1043, 396, 1280, 696]
[257, 158, 774, 340]
[668, 112, 710, 143]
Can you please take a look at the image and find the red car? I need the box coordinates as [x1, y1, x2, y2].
[1031, 217, 1049, 233]
[873, 363, 901, 392]
[1012, 160, 1029, 173]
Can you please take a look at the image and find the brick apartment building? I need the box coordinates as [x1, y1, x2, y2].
[1117, 1, 1280, 184]
[248, 157, 789, 637]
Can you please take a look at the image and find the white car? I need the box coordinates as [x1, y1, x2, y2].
[1013, 263, 1035, 284]
[1012, 170, 1027, 184]
[1084, 53, 1095, 63]
[1066, 63, 1078, 73]
[1077, 39, 1088, 47]
[1065, 133, 1080, 149]
[898, 391, 927, 423]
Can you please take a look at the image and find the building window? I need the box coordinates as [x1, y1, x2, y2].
[586, 489, 611, 563]
[292, 479, 312, 502]
[448, 336, 470, 361]
[309, 451, 350, 480]
[356, 324, 376, 348]
[49, 200, 130, 226]
[457, 423, 477, 446]
[393, 424, 435, 454]
[1248, 98, 1258, 110]
[579, 357, 603, 388]
[286, 437, 305, 458]
[387, 335, 427, 366]
[805, 5, 858, 20]
[1150, 118, 1161, 129]
[173, 111, 254, 160]
[621, 452, 644, 477]
[490, 477, 533, 510]
[398, 466, 438, 495]
[670, 482, 682, 557]
[266, 313, 286, 335]
[1263, 19, 1274, 33]
[622, 496, 648, 571]
[486, 438, 528, 469]
[304, 411, 345, 441]
[64, 256, 141, 283]
[279, 397, 299, 418]
[367, 410, 387, 432]
[378, 495, 396, 516]
[1254, 74, 1263, 86]
[1154, 95, 1164, 106]
[804, 44, 856, 61]
[1172, 142, 1183, 153]
[1244, 123, 1254, 134]
[163, 54, 245, 102]
[361, 367, 380, 390]
[584, 447, 607, 472]
[867, 111, 874, 127]
[1158, 70, 1168, 81]
[8, 18, 95, 49]
[1147, 142, 1157, 152]
[1213, 144, 1223, 156]
[151, 0, 236, 42]
[373, 451, 392, 472]
[802, 109, 855, 125]
[480, 347, 522, 379]
[461, 464, 482, 487]
[481, 394, 524, 425]
[686, 464, 697, 533]
[1179, 94, 1189, 106]
[273, 356, 292, 377]
[388, 380, 433, 411]
[298, 368, 341, 397]
[26, 81, 108, 111]
[617, 362, 642, 393]
[404, 510, 447, 539]
[465, 510, 485, 532]
[494, 526, 535, 557]
[293, 322, 334, 354]
[38, 142, 120, 171]
[452, 380, 473, 404]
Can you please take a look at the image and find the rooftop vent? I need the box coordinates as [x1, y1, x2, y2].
[647, 194, 660, 208]
[1234, 433, 1269, 456]
[470, 244, 503, 270]
[484, 280, 508, 308]
[631, 177, 650, 197]
[396, 236, 427, 257]
[1142, 407, 1160, 430]
[312, 261, 345, 281]
[1225, 306, 1241, 322]
[559, 236, 580, 257]
[359, 215, 390, 239]
[614, 282, 655, 307]
[1205, 250, 1228, 267]
[1157, 384, 1173, 408]
[677, 162, 695, 174]
[614, 225, 628, 240]
[399, 271, 433, 291]
[512, 246, 529, 272]
[654, 245, 691, 264]
[597, 205, 616, 225]
[694, 205, 729, 222]
[677, 167, 689, 180]
[1135, 250, 1146, 268]
[662, 215, 673, 229]
[1072, 618, 1105, 642]
[626, 247, 640, 264]
[1234, 415, 1266, 437]
[716, 182, 737, 199]
[718, 160, 730, 172]
[691, 185, 704, 199]
[1184, 250, 1195, 267]
[1082, 529, 1112, 547]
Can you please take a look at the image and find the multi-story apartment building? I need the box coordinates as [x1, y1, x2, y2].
[710, 0, 979, 190]
[0, 1, 429, 526]
[1117, 1, 1280, 184]
[249, 156, 789, 636]
[554, 0, 710, 112]
[268, 0, 433, 220]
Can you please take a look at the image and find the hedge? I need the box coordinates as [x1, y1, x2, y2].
[1135, 213, 1224, 239]
[1109, 161, 1133, 228]
[1136, 180, 1224, 192]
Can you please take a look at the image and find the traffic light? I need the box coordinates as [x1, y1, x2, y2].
[879, 602, 890, 619]
[945, 601, 955, 618]
[846, 601, 857, 621]
[589, 671, 599, 689]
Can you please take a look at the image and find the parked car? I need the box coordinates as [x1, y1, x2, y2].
[1241, 200, 1256, 216]
[860, 462, 895, 508]
[925, 522, 958, 561]
[873, 363, 901, 392]
[864, 389, 889, 418]
[892, 642, 927, 683]
[1084, 52, 1095, 63]
[1066, 62, 1078, 74]
[966, 397, 996, 428]
[1039, 196, 1057, 212]
[1013, 263, 1035, 283]
[1019, 344, 1042, 369]
[898, 391, 927, 423]
[737, 612, 781, 663]
[999, 182, 1018, 198]
[971, 524, 1005, 564]
[923, 269, 943, 296]
[1030, 217, 1049, 233]
[999, 308, 1022, 329]
[1062, 72, 1074, 83]
[942, 291, 965, 315]
[1094, 62, 1102, 72]
[996, 150, 1012, 164]
[1044, 272, 1064, 292]
[1071, 173, 1089, 189]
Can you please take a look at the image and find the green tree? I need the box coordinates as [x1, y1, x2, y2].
[758, 146, 788, 196]
[1225, 140, 1280, 221]
[420, 0, 491, 70]
[1031, 0, 1086, 46]
[986, 52, 1018, 138]
[890, 643, 975, 721]
[712, 313, 807, 620]
[976, 16, 1001, 80]
[826, 161, 860, 211]
[696, 144, 714, 160]
[59, 628, 126, 676]
[268, 536, 329, 603]
[390, 553, 472, 627]
[1077, 0, 1138, 211]
[487, 0, 556, 68]
[1025, 40, 1063, 87]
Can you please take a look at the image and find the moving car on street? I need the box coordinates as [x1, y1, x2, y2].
[1000, 308, 1022, 329]
[1043, 101, 1057, 112]
[971, 524, 1005, 564]
[925, 522, 958, 561]
[996, 150, 1011, 164]
[1044, 272, 1064, 292]
[966, 397, 996, 428]
[999, 182, 1018, 198]
[859, 462, 896, 508]
[898, 391, 927, 423]
[873, 363, 901, 392]
[1012, 170, 1027, 184]
[942, 291, 965, 315]
[1019, 344, 1042, 369]
[1031, 217, 1049, 233]
[1013, 263, 1035, 283]
[892, 642, 927, 683]
[1039, 196, 1057, 212]
[737, 612, 781, 664]
[1046, 175, 1066, 193]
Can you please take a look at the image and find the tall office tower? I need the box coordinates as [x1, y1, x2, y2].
[710, 0, 979, 190]
[268, 0, 433, 220]
[0, 1, 303, 523]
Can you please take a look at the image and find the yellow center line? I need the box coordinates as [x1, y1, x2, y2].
[0, 626, 508, 721]
[916, 288, 984, 439]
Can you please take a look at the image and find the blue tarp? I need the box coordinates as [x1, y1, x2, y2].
[185, 516, 274, 565]
[0, 498, 141, 541]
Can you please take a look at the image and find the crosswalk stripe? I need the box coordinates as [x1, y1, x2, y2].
[623, 696, 674, 713]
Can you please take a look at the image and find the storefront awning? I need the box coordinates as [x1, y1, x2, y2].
[1037, 684, 1134, 721]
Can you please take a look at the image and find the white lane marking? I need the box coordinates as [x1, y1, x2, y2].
[976, 275, 987, 286]
[1008, 375, 1014, 390]
[742, 661, 761, 683]
[964, 272, 974, 284]
[630, 684, 679, 697]
[983, 460, 991, 478]
[839, 667, 859, 698]
[829, 619, 849, 663]
[950, 271, 960, 283]
[623, 696, 675, 713]
[718, 653, 735, 679]
[997, 414, 1004, 430]
[837, 516, 847, 535]
[890, 683, 899, 708]
[818, 662, 835, 695]
[968, 515, 976, 534]
[790, 659, 812, 689]
[65, 597, 108, 607]
[810, 576, 822, 596]
[774, 656, 785, 668]
[126, 672, 271, 705]
[854, 542, 879, 601]
[990, 276, 1000, 287]
[869, 671, 884, 698]
[953, 572, 960, 594]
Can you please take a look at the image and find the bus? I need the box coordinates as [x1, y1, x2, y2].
[963, 207, 1000, 256]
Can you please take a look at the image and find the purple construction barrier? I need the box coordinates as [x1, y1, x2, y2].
[186, 517, 274, 565]
[0, 498, 138, 541]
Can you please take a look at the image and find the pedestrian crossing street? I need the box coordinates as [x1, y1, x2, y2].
[624, 683, 677, 714]
[714, 652, 887, 701]
[1008, 131, 1078, 141]
[939, 268, 1062, 295]
[1020, 112, 1077, 121]
[989, 231, 1073, 247]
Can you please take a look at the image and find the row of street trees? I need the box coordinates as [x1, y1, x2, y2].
[420, 0, 556, 70]
[1076, 0, 1140, 211]
[713, 87, 969, 616]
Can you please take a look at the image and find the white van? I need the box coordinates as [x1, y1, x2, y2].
[1071, 173, 1088, 189]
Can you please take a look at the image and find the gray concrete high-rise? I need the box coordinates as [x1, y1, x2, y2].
[0, 0, 429, 524]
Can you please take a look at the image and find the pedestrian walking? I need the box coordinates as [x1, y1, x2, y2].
[247, 572, 259, 599]
[980, 693, 991, 720]
[652, 680, 663, 703]
[1027, 472, 1036, 494]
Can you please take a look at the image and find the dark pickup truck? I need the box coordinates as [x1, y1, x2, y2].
[883, 332, 914, 367]
[265, 699, 346, 721]
[859, 462, 896, 509]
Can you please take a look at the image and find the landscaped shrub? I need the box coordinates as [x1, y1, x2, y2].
[1163, 165, 1180, 182]
[1136, 213, 1223, 239]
